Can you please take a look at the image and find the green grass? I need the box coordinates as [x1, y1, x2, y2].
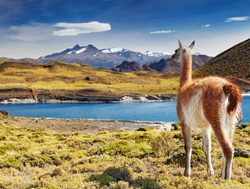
[0, 117, 249, 189]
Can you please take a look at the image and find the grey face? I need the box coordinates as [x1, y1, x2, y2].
[171, 48, 182, 63]
[171, 40, 195, 63]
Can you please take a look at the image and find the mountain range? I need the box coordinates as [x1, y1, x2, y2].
[37, 44, 170, 68]
[112, 54, 212, 72]
[0, 44, 212, 72]
[0, 39, 249, 91]
[143, 54, 211, 72]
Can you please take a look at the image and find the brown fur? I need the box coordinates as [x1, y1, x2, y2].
[223, 84, 242, 113]
[174, 41, 242, 179]
[180, 53, 192, 87]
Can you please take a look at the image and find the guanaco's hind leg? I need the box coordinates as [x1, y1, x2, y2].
[202, 129, 214, 176]
[181, 123, 192, 177]
[212, 124, 234, 179]
[202, 90, 235, 179]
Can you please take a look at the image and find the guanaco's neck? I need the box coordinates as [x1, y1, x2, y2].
[180, 52, 192, 87]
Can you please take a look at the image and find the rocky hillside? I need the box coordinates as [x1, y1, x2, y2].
[196, 38, 250, 79]
[112, 61, 142, 72]
[195, 39, 250, 90]
[143, 55, 212, 72]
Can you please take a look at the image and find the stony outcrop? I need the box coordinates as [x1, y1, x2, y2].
[112, 61, 142, 72]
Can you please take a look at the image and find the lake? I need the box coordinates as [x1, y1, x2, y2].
[0, 96, 249, 123]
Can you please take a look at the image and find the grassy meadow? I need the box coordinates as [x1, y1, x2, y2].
[0, 61, 179, 95]
[1, 60, 250, 99]
[0, 114, 249, 189]
[0, 60, 249, 189]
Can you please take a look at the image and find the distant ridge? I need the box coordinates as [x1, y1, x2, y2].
[143, 55, 211, 72]
[112, 61, 142, 72]
[37, 44, 170, 68]
[0, 44, 211, 72]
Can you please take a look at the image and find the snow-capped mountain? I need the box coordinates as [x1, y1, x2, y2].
[144, 51, 170, 57]
[38, 44, 170, 68]
[193, 52, 203, 56]
[101, 47, 126, 54]
[41, 44, 99, 59]
[67, 47, 86, 55]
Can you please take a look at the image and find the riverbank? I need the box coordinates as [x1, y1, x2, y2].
[0, 114, 249, 189]
[0, 89, 176, 104]
[6, 116, 174, 134]
[0, 88, 249, 104]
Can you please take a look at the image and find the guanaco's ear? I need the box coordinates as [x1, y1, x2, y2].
[189, 40, 195, 49]
[178, 40, 183, 49]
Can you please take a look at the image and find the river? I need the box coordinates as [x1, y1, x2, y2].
[0, 96, 249, 123]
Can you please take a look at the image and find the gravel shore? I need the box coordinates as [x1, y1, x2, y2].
[6, 116, 174, 133]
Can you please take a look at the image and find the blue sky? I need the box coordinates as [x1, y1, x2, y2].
[0, 0, 250, 58]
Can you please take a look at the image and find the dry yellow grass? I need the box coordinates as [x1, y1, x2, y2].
[0, 116, 249, 189]
[0, 61, 179, 95]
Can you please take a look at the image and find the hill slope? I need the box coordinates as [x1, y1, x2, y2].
[195, 39, 250, 79]
[112, 61, 142, 72]
[0, 60, 179, 101]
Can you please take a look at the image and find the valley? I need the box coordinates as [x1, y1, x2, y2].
[0, 39, 250, 103]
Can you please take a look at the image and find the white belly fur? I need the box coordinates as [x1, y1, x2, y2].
[182, 91, 210, 131]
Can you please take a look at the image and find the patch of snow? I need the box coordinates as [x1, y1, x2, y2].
[193, 52, 202, 56]
[66, 47, 86, 55]
[109, 47, 123, 53]
[144, 50, 169, 57]
[102, 49, 110, 53]
[75, 48, 86, 54]
[67, 51, 73, 55]
[102, 47, 123, 53]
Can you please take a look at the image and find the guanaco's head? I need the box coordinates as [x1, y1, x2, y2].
[171, 40, 195, 63]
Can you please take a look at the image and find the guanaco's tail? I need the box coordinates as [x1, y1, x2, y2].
[223, 83, 242, 114]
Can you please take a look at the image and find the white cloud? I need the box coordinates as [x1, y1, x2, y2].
[53, 21, 111, 36]
[201, 24, 211, 28]
[149, 30, 175, 34]
[7, 23, 53, 41]
[225, 16, 249, 22]
[6, 21, 111, 41]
